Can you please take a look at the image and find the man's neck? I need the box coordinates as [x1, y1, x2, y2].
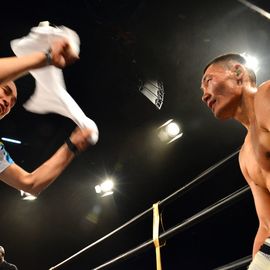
[233, 86, 256, 129]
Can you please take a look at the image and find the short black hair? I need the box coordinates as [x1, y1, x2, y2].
[203, 53, 256, 85]
[0, 246, 5, 256]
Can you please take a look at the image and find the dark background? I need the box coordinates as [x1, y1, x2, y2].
[0, 0, 269, 269]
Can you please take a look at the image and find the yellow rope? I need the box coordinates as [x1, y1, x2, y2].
[153, 202, 162, 270]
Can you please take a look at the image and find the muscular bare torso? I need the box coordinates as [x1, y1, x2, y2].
[237, 82, 270, 255]
[239, 133, 270, 191]
[239, 82, 270, 191]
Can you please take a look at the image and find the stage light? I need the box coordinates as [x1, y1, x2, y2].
[241, 53, 259, 73]
[158, 119, 183, 144]
[166, 122, 180, 137]
[139, 79, 164, 109]
[95, 179, 114, 197]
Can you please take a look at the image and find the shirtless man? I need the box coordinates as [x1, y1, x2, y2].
[201, 53, 270, 268]
[0, 39, 93, 196]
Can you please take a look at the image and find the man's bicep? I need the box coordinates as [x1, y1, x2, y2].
[0, 163, 30, 191]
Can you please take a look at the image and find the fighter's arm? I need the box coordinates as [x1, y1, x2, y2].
[0, 127, 91, 196]
[253, 81, 270, 171]
[249, 181, 270, 257]
[0, 39, 78, 85]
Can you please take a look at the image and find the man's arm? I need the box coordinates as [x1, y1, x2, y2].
[249, 181, 270, 257]
[253, 82, 270, 171]
[0, 39, 78, 85]
[0, 127, 91, 196]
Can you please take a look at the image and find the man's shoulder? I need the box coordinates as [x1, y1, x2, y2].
[0, 261, 17, 270]
[257, 80, 270, 94]
[255, 80, 270, 107]
[8, 262, 17, 270]
[7, 263, 17, 270]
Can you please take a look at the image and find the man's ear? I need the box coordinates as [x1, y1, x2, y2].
[233, 64, 244, 78]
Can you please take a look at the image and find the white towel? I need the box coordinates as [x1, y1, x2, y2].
[10, 21, 99, 145]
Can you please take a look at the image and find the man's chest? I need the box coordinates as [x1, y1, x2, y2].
[239, 138, 270, 189]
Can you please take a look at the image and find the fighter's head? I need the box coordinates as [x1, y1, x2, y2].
[0, 246, 5, 262]
[0, 81, 17, 119]
[203, 53, 256, 85]
[201, 53, 256, 120]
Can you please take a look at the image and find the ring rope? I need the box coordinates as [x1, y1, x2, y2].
[91, 185, 250, 270]
[160, 149, 240, 206]
[49, 149, 241, 270]
[153, 202, 162, 270]
[238, 0, 270, 20]
[214, 255, 252, 270]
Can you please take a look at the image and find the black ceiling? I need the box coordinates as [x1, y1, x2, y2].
[0, 0, 269, 269]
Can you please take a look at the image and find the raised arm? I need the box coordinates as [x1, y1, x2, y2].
[0, 127, 91, 196]
[0, 39, 78, 85]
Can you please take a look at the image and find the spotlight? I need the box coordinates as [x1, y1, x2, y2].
[166, 122, 180, 137]
[241, 53, 259, 73]
[157, 119, 183, 144]
[95, 179, 114, 197]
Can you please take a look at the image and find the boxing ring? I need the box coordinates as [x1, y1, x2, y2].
[48, 149, 254, 269]
[10, 1, 269, 267]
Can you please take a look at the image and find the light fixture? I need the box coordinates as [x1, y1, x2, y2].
[157, 119, 183, 144]
[95, 179, 114, 197]
[139, 79, 164, 109]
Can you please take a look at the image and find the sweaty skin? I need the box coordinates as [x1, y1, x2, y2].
[201, 62, 270, 257]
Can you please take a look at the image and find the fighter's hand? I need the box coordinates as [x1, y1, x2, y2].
[49, 39, 79, 68]
[69, 127, 93, 153]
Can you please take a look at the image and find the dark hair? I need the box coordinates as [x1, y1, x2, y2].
[0, 246, 5, 256]
[203, 53, 256, 85]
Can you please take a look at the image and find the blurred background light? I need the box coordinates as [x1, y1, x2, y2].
[158, 119, 183, 144]
[241, 53, 259, 73]
[95, 179, 114, 197]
